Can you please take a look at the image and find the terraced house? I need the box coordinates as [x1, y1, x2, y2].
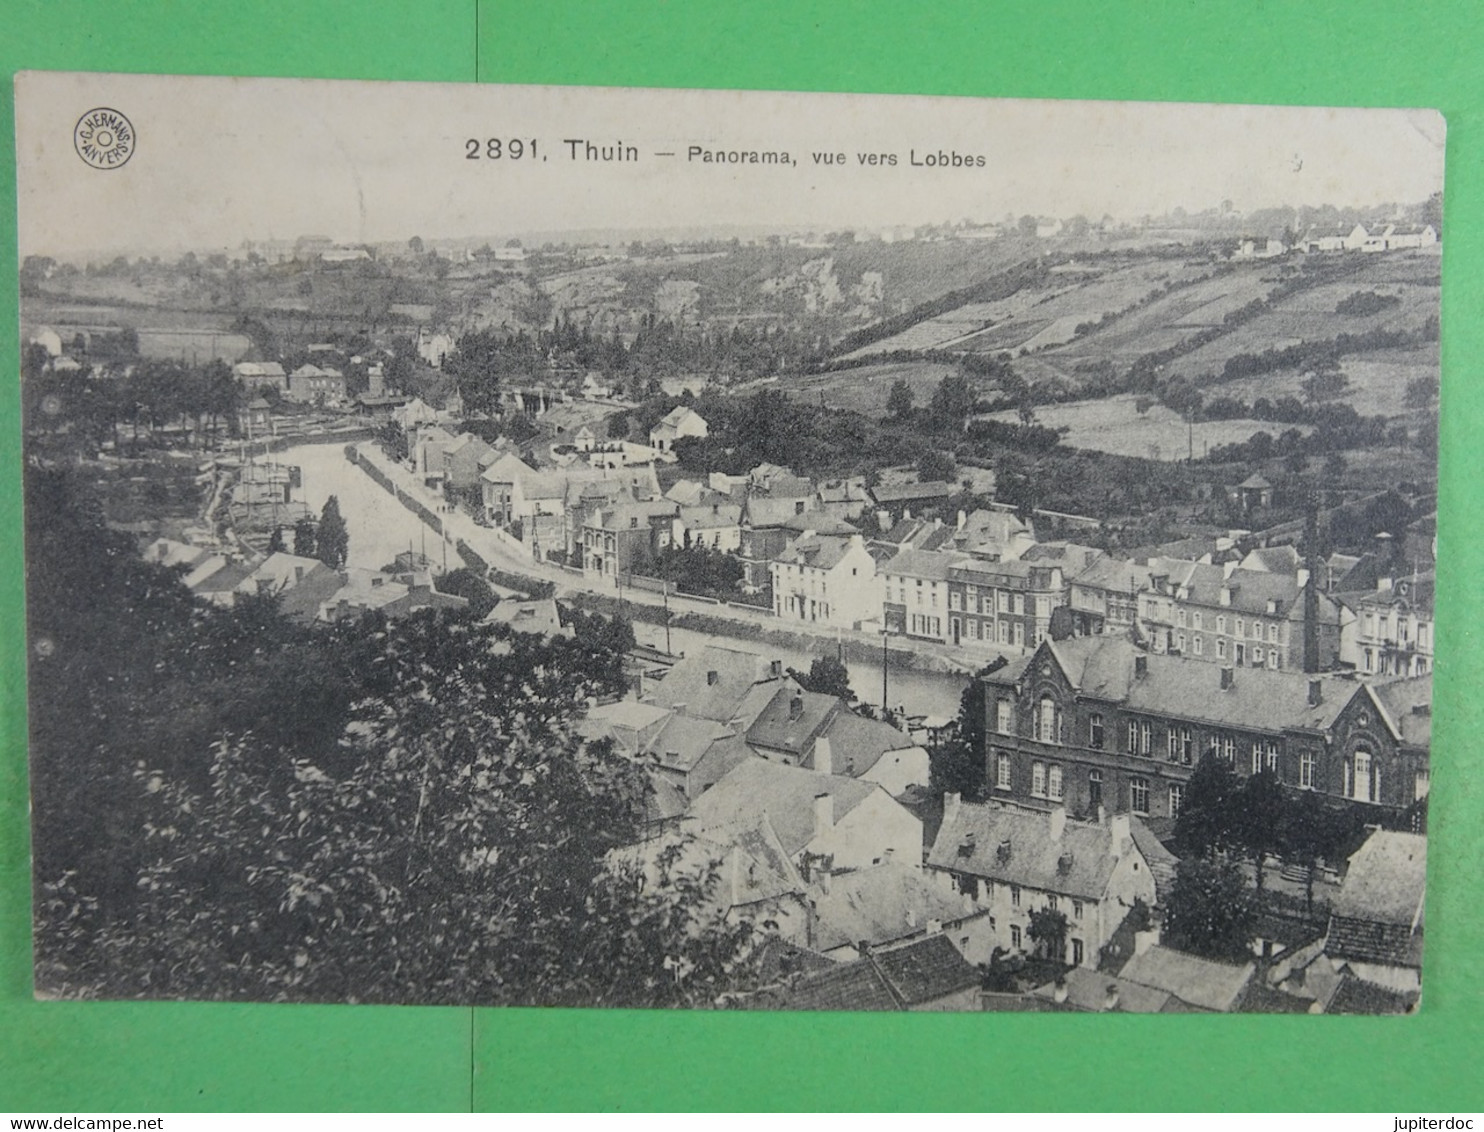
[943, 558, 1068, 650]
[977, 637, 1431, 825]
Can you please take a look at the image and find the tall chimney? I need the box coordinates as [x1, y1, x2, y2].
[1134, 654, 1148, 679]
[813, 792, 834, 842]
[813, 735, 833, 774]
[1049, 805, 1067, 842]
[1303, 497, 1321, 674]
[943, 791, 962, 825]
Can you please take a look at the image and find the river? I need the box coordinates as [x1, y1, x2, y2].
[632, 620, 970, 723]
[278, 441, 466, 573]
[282, 439, 968, 720]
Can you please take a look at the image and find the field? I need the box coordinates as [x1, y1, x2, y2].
[1214, 344, 1439, 417]
[778, 360, 961, 416]
[977, 394, 1312, 461]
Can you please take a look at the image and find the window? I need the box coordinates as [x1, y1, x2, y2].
[1176, 632, 1186, 652]
[1415, 769, 1430, 801]
[1220, 736, 1236, 763]
[1192, 612, 1203, 631]
[1217, 615, 1227, 635]
[1136, 721, 1152, 756]
[998, 592, 1010, 613]
[1130, 776, 1150, 815]
[1300, 749, 1316, 790]
[996, 753, 1012, 790]
[1172, 726, 1193, 765]
[1234, 618, 1243, 637]
[997, 699, 1013, 735]
[1268, 624, 1279, 644]
[1010, 925, 1022, 949]
[1253, 646, 1264, 665]
[1169, 783, 1184, 819]
[1216, 638, 1227, 659]
[1010, 885, 1021, 908]
[1351, 749, 1373, 803]
[1036, 696, 1059, 743]
[1088, 769, 1103, 808]
[1047, 895, 1058, 912]
[1072, 900, 1083, 920]
[1032, 761, 1047, 798]
[1194, 636, 1204, 656]
[1048, 765, 1064, 801]
[1071, 938, 1084, 966]
[949, 591, 961, 610]
[1177, 609, 1187, 628]
[1268, 652, 1280, 671]
[1089, 713, 1105, 749]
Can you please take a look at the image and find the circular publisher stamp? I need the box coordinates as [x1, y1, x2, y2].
[74, 108, 135, 170]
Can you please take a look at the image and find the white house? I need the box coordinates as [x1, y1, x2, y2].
[926, 797, 1157, 970]
[771, 531, 881, 630]
[688, 760, 922, 874]
[649, 405, 708, 453]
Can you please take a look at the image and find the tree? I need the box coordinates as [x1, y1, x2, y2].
[792, 655, 853, 702]
[293, 517, 317, 559]
[435, 567, 497, 618]
[1233, 769, 1286, 892]
[886, 379, 914, 419]
[1301, 363, 1350, 407]
[917, 449, 957, 483]
[1027, 906, 1069, 963]
[266, 525, 286, 555]
[1403, 375, 1439, 410]
[1175, 751, 1240, 859]
[1162, 856, 1256, 963]
[316, 496, 349, 569]
[928, 373, 975, 432]
[1279, 789, 1327, 915]
[928, 668, 998, 801]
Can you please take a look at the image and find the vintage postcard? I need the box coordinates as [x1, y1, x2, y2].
[14, 73, 1441, 1012]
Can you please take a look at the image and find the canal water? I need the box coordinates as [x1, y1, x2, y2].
[282, 440, 968, 722]
[279, 441, 466, 574]
[632, 620, 970, 723]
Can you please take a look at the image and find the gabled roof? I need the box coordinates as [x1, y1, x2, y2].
[1368, 676, 1432, 748]
[815, 710, 918, 777]
[763, 956, 903, 1011]
[1333, 830, 1426, 929]
[610, 814, 804, 915]
[688, 760, 882, 857]
[870, 480, 957, 505]
[1006, 636, 1357, 736]
[745, 688, 839, 757]
[1070, 555, 1158, 594]
[1237, 473, 1272, 490]
[650, 713, 735, 774]
[927, 801, 1139, 901]
[775, 533, 867, 572]
[811, 863, 972, 953]
[649, 644, 796, 725]
[870, 933, 981, 1005]
[679, 502, 743, 529]
[880, 548, 970, 583]
[1030, 966, 1175, 1013]
[1117, 945, 1254, 1012]
[483, 598, 566, 636]
[1327, 976, 1418, 1015]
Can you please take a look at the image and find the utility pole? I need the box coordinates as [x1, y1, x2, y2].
[881, 630, 890, 718]
[663, 580, 672, 656]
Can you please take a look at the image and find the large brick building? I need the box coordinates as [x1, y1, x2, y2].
[976, 637, 1430, 825]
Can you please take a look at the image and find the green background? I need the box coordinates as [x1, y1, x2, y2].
[1, 0, 1480, 1111]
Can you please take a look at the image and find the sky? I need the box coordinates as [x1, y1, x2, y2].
[15, 71, 1447, 259]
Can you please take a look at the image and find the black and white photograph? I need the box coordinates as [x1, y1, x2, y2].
[15, 72, 1440, 1013]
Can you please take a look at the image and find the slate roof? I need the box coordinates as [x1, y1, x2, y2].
[870, 933, 981, 1006]
[1117, 945, 1255, 1012]
[816, 710, 918, 777]
[611, 814, 804, 915]
[926, 801, 1136, 901]
[648, 644, 797, 724]
[764, 957, 902, 1012]
[679, 502, 743, 530]
[1007, 636, 1358, 736]
[1129, 818, 1180, 906]
[811, 863, 972, 953]
[1030, 966, 1174, 1013]
[880, 548, 970, 583]
[1368, 677, 1432, 748]
[1327, 976, 1418, 1015]
[779, 513, 857, 536]
[687, 760, 881, 857]
[744, 495, 815, 529]
[745, 688, 839, 758]
[483, 598, 567, 636]
[870, 480, 957, 505]
[1243, 545, 1301, 574]
[651, 713, 735, 774]
[1336, 831, 1427, 923]
[775, 533, 866, 572]
[189, 559, 257, 597]
[1070, 556, 1158, 594]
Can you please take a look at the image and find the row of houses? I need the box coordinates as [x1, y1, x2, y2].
[144, 540, 467, 623]
[1236, 222, 1439, 258]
